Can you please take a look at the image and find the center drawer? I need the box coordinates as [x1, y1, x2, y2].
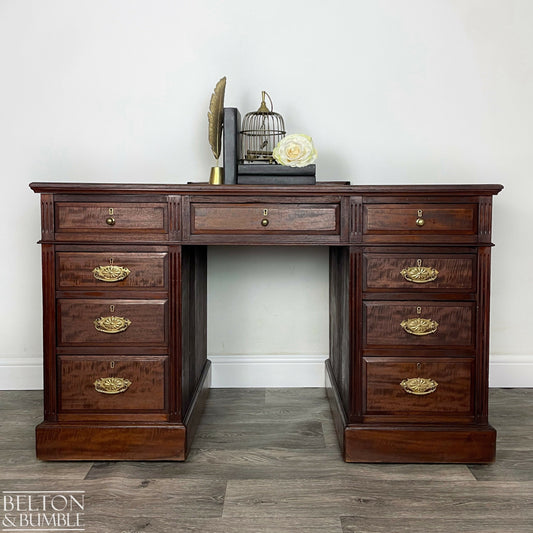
[57, 299, 168, 346]
[189, 202, 340, 235]
[364, 301, 475, 348]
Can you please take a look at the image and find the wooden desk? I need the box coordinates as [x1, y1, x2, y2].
[30, 182, 502, 462]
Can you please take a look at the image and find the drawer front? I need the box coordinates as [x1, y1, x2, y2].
[364, 203, 477, 237]
[59, 356, 166, 411]
[55, 202, 168, 234]
[363, 357, 473, 416]
[190, 203, 340, 235]
[364, 253, 475, 291]
[57, 299, 167, 346]
[364, 302, 474, 348]
[57, 252, 168, 289]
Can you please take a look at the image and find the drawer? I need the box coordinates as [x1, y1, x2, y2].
[364, 253, 475, 291]
[55, 202, 168, 237]
[189, 202, 340, 235]
[364, 301, 474, 348]
[57, 252, 168, 289]
[363, 357, 473, 416]
[58, 356, 166, 411]
[363, 203, 477, 240]
[57, 299, 167, 346]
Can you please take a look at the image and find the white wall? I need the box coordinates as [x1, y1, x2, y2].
[1, 0, 532, 388]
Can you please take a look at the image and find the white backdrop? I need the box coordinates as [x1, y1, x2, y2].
[1, 0, 532, 388]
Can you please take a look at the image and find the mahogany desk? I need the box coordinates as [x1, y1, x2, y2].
[30, 182, 502, 462]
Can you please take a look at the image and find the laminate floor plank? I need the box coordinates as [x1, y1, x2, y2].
[468, 449, 533, 481]
[84, 515, 343, 533]
[85, 450, 473, 482]
[191, 420, 326, 450]
[0, 449, 93, 480]
[222, 479, 533, 520]
[1, 477, 226, 520]
[340, 515, 533, 533]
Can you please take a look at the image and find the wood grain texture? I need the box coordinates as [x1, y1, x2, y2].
[58, 355, 167, 412]
[363, 357, 473, 417]
[363, 253, 475, 291]
[364, 203, 477, 234]
[56, 202, 168, 232]
[57, 298, 168, 346]
[363, 301, 474, 348]
[190, 202, 340, 234]
[57, 251, 168, 289]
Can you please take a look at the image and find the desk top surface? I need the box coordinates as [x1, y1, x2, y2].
[29, 181, 503, 196]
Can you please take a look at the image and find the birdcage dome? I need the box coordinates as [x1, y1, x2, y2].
[241, 91, 286, 164]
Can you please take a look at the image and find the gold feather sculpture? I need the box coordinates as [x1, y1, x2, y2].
[208, 76, 226, 165]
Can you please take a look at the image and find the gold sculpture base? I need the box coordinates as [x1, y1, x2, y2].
[209, 166, 224, 185]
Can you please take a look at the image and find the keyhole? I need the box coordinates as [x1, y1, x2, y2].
[110, 304, 115, 313]
[416, 306, 422, 314]
[110, 361, 115, 369]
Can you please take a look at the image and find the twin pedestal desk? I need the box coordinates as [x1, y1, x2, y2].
[30, 182, 502, 463]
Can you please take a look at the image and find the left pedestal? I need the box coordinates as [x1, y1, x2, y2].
[31, 186, 209, 461]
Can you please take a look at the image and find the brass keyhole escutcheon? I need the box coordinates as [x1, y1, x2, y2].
[110, 361, 115, 369]
[106, 207, 115, 226]
[261, 218, 269, 227]
[416, 209, 425, 227]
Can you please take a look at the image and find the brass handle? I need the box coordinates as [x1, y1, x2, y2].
[400, 377, 438, 395]
[94, 316, 131, 334]
[94, 377, 132, 394]
[400, 260, 439, 283]
[92, 265, 131, 282]
[415, 217, 425, 226]
[401, 317, 439, 336]
[261, 218, 269, 227]
[106, 217, 116, 226]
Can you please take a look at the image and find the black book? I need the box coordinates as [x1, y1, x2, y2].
[237, 175, 316, 185]
[238, 163, 316, 176]
[222, 108, 241, 185]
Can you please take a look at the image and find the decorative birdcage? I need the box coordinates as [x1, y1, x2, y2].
[241, 91, 286, 163]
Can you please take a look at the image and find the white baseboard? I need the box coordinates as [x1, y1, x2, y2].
[209, 355, 329, 388]
[489, 355, 533, 388]
[0, 357, 43, 390]
[1, 354, 532, 390]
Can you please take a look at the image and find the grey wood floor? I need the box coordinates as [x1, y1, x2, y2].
[1, 388, 532, 532]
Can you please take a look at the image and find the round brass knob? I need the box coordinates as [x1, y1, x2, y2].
[261, 218, 269, 227]
[415, 218, 425, 227]
[106, 217, 116, 226]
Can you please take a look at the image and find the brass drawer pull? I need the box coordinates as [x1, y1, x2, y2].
[94, 316, 131, 334]
[94, 377, 132, 394]
[401, 317, 439, 336]
[415, 209, 425, 226]
[261, 218, 269, 227]
[400, 377, 438, 395]
[106, 217, 116, 226]
[92, 265, 131, 282]
[400, 259, 439, 283]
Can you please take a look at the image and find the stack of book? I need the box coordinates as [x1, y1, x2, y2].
[237, 164, 316, 185]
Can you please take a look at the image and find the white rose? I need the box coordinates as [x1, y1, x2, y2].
[273, 134, 317, 167]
